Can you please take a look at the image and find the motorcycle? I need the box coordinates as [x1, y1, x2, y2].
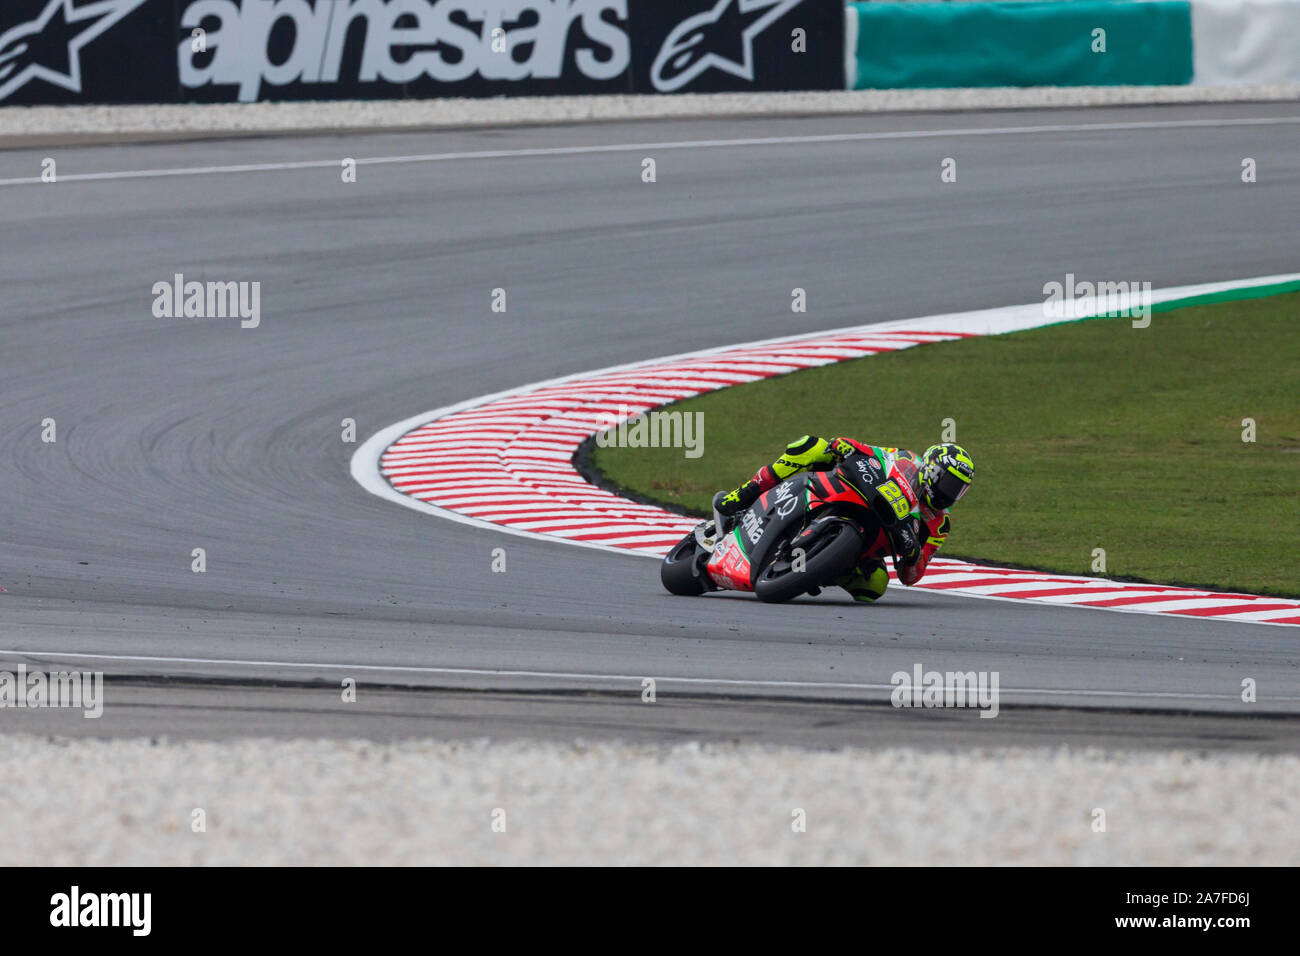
[660, 447, 920, 603]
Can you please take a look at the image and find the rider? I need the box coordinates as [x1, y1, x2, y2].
[714, 436, 975, 603]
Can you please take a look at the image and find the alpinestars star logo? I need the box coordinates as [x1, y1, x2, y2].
[0, 0, 148, 103]
[650, 0, 803, 93]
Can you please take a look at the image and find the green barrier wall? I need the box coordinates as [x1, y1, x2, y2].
[849, 1, 1194, 89]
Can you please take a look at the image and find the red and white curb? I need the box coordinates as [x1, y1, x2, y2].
[353, 275, 1300, 627]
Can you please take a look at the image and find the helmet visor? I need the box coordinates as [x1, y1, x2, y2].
[928, 467, 971, 510]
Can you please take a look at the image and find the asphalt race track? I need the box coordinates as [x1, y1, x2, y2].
[3, 103, 1299, 746]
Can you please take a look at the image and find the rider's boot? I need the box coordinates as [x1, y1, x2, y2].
[715, 482, 761, 516]
[834, 561, 889, 603]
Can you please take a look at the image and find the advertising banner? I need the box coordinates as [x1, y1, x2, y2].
[0, 0, 843, 105]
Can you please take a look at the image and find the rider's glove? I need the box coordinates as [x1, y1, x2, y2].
[716, 480, 761, 516]
[891, 518, 923, 565]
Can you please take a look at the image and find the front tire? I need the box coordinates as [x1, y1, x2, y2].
[754, 519, 864, 603]
[661, 533, 708, 596]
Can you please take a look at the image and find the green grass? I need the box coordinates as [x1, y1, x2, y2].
[589, 293, 1300, 596]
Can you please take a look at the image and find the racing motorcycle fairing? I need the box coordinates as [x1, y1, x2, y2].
[695, 446, 921, 595]
[705, 473, 815, 591]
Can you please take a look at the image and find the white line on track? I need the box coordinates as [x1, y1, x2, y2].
[1, 648, 1291, 703]
[2, 116, 1298, 187]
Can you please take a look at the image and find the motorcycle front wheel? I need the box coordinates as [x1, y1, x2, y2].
[754, 519, 864, 603]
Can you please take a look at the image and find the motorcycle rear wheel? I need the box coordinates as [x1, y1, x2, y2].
[661, 533, 708, 596]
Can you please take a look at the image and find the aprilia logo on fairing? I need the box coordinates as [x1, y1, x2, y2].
[180, 0, 631, 102]
[741, 506, 762, 544]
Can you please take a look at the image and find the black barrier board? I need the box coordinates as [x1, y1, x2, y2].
[0, 0, 843, 105]
[632, 0, 842, 95]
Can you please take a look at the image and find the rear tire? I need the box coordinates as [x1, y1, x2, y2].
[661, 533, 708, 596]
[754, 519, 864, 603]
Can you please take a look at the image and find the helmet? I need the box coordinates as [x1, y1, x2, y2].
[919, 444, 974, 511]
